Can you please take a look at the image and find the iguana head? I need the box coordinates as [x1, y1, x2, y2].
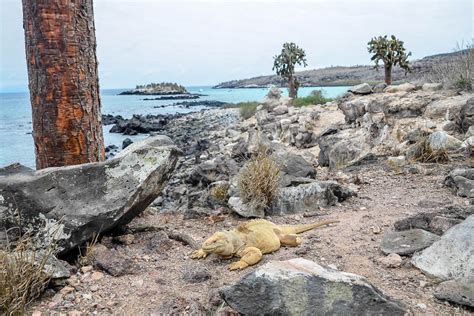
[201, 232, 234, 256]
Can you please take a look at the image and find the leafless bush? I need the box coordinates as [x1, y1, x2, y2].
[0, 234, 56, 315]
[426, 41, 473, 91]
[210, 183, 230, 202]
[77, 232, 100, 267]
[238, 147, 281, 211]
[410, 137, 450, 163]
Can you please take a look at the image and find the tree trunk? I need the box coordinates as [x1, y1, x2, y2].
[22, 0, 105, 169]
[288, 75, 297, 99]
[384, 64, 392, 85]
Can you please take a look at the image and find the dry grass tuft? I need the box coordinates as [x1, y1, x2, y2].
[77, 232, 100, 267]
[210, 183, 230, 202]
[411, 138, 450, 163]
[0, 234, 56, 315]
[238, 147, 281, 211]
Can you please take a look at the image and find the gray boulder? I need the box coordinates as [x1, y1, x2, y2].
[272, 148, 316, 186]
[268, 181, 354, 215]
[0, 135, 181, 255]
[428, 131, 463, 152]
[460, 97, 474, 133]
[422, 82, 443, 91]
[348, 83, 372, 95]
[219, 258, 407, 315]
[228, 196, 264, 218]
[445, 168, 474, 198]
[318, 132, 369, 169]
[380, 229, 440, 256]
[424, 94, 471, 120]
[338, 99, 367, 123]
[412, 215, 474, 280]
[373, 83, 387, 93]
[266, 86, 282, 100]
[434, 278, 474, 308]
[384, 83, 417, 93]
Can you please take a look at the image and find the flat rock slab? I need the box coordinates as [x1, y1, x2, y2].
[381, 229, 440, 255]
[393, 204, 473, 235]
[219, 258, 407, 316]
[0, 135, 181, 255]
[434, 278, 474, 308]
[349, 83, 372, 95]
[412, 215, 474, 280]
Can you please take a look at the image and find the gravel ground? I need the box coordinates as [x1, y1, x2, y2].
[29, 159, 473, 315]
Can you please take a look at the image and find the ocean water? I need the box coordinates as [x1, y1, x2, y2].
[0, 86, 348, 168]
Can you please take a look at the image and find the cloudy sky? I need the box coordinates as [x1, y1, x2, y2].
[0, 0, 472, 92]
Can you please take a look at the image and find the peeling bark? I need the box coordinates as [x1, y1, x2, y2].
[22, 0, 105, 169]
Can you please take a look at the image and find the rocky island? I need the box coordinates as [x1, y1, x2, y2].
[119, 82, 191, 96]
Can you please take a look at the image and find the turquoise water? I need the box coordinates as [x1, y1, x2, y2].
[0, 86, 348, 168]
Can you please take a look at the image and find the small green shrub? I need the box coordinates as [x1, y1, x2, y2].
[224, 102, 259, 119]
[238, 147, 281, 211]
[293, 90, 333, 107]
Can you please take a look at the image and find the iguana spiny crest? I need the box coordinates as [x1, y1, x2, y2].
[191, 219, 338, 270]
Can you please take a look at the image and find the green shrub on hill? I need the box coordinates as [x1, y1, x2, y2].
[293, 90, 333, 107]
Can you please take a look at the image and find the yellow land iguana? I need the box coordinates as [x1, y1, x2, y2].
[190, 219, 338, 270]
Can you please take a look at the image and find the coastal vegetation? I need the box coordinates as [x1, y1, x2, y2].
[293, 90, 333, 107]
[426, 41, 473, 91]
[367, 35, 412, 85]
[273, 42, 307, 98]
[224, 101, 259, 119]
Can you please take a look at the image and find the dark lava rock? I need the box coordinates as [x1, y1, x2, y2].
[267, 181, 355, 216]
[445, 168, 474, 198]
[122, 138, 133, 149]
[92, 244, 134, 277]
[102, 114, 124, 125]
[173, 100, 226, 108]
[380, 229, 440, 255]
[393, 204, 473, 235]
[219, 258, 407, 315]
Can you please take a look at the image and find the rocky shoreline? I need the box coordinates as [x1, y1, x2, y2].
[1, 82, 473, 315]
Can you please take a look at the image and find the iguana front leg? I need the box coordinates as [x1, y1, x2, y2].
[228, 247, 262, 270]
[191, 248, 208, 259]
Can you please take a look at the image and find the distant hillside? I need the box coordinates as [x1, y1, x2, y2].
[213, 50, 469, 88]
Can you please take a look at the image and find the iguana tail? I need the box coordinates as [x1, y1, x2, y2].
[279, 220, 339, 235]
